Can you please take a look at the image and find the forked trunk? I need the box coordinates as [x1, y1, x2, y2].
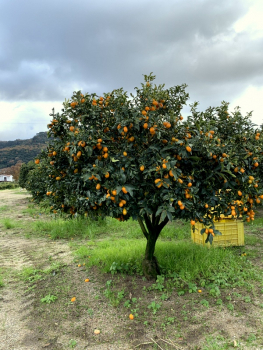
[138, 214, 169, 280]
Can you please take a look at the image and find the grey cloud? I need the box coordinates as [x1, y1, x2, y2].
[0, 0, 262, 137]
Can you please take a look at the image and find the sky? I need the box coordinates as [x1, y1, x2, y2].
[0, 0, 262, 141]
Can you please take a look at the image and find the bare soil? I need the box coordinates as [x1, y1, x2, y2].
[0, 190, 263, 350]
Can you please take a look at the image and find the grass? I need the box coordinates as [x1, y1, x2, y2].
[32, 216, 189, 241]
[74, 238, 261, 290]
[2, 218, 16, 229]
[0, 269, 4, 287]
[0, 205, 8, 212]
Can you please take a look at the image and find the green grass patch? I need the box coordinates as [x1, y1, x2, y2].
[75, 238, 262, 289]
[20, 263, 63, 283]
[245, 216, 263, 229]
[2, 218, 16, 229]
[0, 269, 4, 287]
[22, 203, 50, 217]
[0, 205, 8, 212]
[32, 215, 189, 241]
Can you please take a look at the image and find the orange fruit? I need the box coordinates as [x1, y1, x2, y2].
[123, 152, 127, 156]
[123, 208, 127, 215]
[71, 297, 76, 302]
[129, 314, 134, 320]
[186, 146, 192, 152]
[140, 165, 145, 171]
[112, 190, 117, 196]
[143, 123, 148, 129]
[85, 278, 90, 282]
[35, 159, 40, 164]
[96, 184, 101, 190]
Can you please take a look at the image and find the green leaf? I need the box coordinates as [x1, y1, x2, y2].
[200, 228, 206, 235]
[166, 210, 173, 221]
[160, 210, 167, 223]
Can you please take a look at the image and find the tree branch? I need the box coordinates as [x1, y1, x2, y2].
[156, 217, 169, 238]
[138, 216, 149, 239]
[144, 213, 154, 233]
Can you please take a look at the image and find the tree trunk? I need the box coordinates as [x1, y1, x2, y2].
[138, 214, 169, 280]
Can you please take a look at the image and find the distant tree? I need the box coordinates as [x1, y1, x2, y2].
[19, 161, 35, 188]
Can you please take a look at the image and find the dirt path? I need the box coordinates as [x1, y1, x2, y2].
[0, 191, 132, 350]
[0, 191, 74, 350]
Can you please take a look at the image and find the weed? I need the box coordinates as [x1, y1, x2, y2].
[0, 205, 8, 212]
[247, 333, 257, 343]
[150, 275, 165, 291]
[227, 303, 234, 311]
[2, 218, 15, 229]
[147, 301, 162, 314]
[41, 294, 58, 304]
[68, 339, 77, 348]
[244, 296, 251, 303]
[0, 270, 4, 288]
[200, 299, 209, 307]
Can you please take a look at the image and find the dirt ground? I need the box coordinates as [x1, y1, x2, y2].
[0, 190, 263, 350]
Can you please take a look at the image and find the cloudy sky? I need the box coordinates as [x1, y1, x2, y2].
[0, 0, 262, 141]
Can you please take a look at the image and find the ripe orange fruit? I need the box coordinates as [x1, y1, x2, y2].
[69, 126, 75, 132]
[129, 314, 134, 320]
[71, 297, 76, 302]
[96, 184, 101, 190]
[140, 165, 145, 171]
[143, 123, 148, 129]
[123, 208, 127, 215]
[85, 279, 90, 282]
[35, 159, 40, 164]
[105, 172, 110, 178]
[186, 146, 192, 152]
[190, 220, 195, 225]
[70, 102, 77, 108]
[238, 191, 242, 196]
[142, 110, 147, 115]
[112, 190, 117, 196]
[122, 187, 128, 194]
[123, 127, 128, 133]
[123, 151, 127, 156]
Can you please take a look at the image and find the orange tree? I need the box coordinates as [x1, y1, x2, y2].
[31, 74, 263, 278]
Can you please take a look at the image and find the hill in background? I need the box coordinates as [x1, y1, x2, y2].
[0, 132, 48, 172]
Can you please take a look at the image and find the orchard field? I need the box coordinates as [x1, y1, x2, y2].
[0, 189, 263, 350]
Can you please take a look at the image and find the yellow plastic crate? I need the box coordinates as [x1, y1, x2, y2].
[191, 220, 244, 247]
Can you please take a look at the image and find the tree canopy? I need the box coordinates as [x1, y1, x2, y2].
[26, 74, 263, 278]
